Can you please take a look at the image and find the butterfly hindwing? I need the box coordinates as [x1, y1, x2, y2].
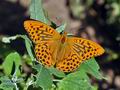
[56, 50, 82, 72]
[24, 20, 60, 44]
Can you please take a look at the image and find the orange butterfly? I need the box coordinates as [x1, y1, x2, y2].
[24, 20, 105, 72]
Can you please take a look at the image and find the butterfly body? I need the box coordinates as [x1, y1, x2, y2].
[24, 20, 105, 72]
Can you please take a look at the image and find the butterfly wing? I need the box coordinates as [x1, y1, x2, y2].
[56, 47, 82, 72]
[56, 37, 105, 72]
[35, 41, 59, 67]
[24, 20, 60, 44]
[69, 37, 105, 59]
[24, 20, 60, 67]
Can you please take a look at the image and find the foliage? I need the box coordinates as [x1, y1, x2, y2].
[68, 0, 120, 62]
[0, 0, 106, 90]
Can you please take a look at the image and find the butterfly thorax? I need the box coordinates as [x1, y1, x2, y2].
[55, 32, 69, 63]
[60, 32, 67, 44]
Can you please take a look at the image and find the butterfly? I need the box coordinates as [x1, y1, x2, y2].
[24, 20, 105, 72]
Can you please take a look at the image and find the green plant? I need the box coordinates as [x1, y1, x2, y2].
[0, 0, 105, 90]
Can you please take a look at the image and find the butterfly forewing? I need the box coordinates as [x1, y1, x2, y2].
[24, 20, 60, 44]
[24, 20, 60, 67]
[69, 37, 105, 60]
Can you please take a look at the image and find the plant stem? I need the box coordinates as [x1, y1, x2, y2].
[53, 79, 61, 82]
[14, 82, 19, 90]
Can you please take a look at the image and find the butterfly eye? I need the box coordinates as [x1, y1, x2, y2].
[60, 31, 64, 34]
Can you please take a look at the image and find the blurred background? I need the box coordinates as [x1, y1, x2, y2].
[0, 0, 120, 90]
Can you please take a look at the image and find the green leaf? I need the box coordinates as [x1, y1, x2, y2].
[35, 65, 53, 90]
[56, 22, 66, 33]
[2, 35, 18, 43]
[30, 0, 48, 23]
[0, 76, 14, 90]
[91, 85, 98, 90]
[57, 58, 104, 90]
[2, 52, 21, 76]
[2, 35, 35, 62]
[33, 64, 42, 72]
[78, 58, 104, 79]
[49, 67, 66, 78]
[24, 35, 35, 61]
[57, 70, 92, 90]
